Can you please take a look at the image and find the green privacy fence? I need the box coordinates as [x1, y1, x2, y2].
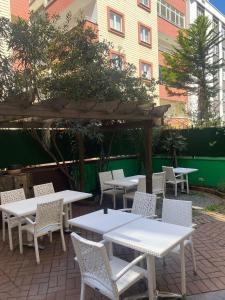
[1, 127, 225, 169]
[153, 156, 225, 189]
[0, 129, 140, 169]
[82, 157, 140, 192]
[76, 155, 225, 193]
[156, 127, 225, 157]
[1, 128, 225, 191]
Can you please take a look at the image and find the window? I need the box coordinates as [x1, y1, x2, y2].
[197, 4, 204, 17]
[223, 48, 225, 60]
[157, 0, 185, 28]
[138, 0, 151, 11]
[223, 90, 225, 101]
[110, 51, 125, 70]
[213, 17, 219, 34]
[138, 23, 152, 48]
[223, 69, 225, 81]
[159, 65, 164, 84]
[107, 8, 125, 37]
[222, 25, 225, 38]
[139, 60, 152, 81]
[214, 45, 219, 56]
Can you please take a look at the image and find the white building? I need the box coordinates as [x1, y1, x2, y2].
[187, 0, 225, 121]
[0, 0, 11, 56]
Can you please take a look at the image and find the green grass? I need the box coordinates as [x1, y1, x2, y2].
[204, 204, 223, 212]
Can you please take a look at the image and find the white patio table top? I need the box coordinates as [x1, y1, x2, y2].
[104, 218, 194, 300]
[0, 190, 92, 217]
[174, 167, 198, 175]
[104, 175, 145, 189]
[68, 209, 142, 234]
[104, 218, 193, 257]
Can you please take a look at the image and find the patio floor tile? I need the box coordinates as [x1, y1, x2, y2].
[0, 201, 225, 299]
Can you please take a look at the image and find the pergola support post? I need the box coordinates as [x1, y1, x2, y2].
[77, 133, 85, 192]
[144, 121, 153, 193]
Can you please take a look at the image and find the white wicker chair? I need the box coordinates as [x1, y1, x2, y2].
[162, 198, 197, 274]
[33, 182, 55, 197]
[71, 232, 146, 300]
[33, 182, 72, 223]
[152, 172, 166, 198]
[123, 177, 146, 208]
[121, 191, 157, 218]
[112, 169, 124, 179]
[162, 166, 188, 197]
[0, 188, 26, 251]
[20, 198, 66, 264]
[99, 171, 123, 209]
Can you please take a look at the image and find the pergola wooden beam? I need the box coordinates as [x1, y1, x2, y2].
[0, 102, 169, 122]
[0, 99, 170, 193]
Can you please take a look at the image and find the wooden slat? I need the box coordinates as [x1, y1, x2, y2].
[0, 100, 170, 125]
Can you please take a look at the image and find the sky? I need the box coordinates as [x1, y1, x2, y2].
[209, 0, 225, 15]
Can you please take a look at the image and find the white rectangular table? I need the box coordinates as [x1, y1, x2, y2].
[0, 190, 92, 229]
[174, 168, 198, 194]
[104, 175, 145, 189]
[104, 218, 194, 300]
[174, 168, 198, 175]
[0, 190, 92, 217]
[68, 209, 142, 234]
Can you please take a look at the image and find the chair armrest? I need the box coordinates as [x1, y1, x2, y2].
[112, 253, 147, 282]
[155, 218, 162, 221]
[119, 208, 132, 212]
[25, 217, 35, 225]
[99, 239, 108, 245]
[192, 223, 197, 228]
[145, 214, 158, 219]
[175, 174, 184, 178]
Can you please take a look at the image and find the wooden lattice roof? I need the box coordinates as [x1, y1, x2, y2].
[0, 99, 170, 128]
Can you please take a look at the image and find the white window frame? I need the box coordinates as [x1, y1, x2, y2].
[140, 0, 150, 8]
[140, 26, 151, 44]
[141, 62, 152, 81]
[157, 0, 185, 28]
[111, 53, 124, 70]
[110, 12, 123, 33]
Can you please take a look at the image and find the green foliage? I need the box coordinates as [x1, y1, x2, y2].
[0, 13, 157, 104]
[204, 204, 223, 212]
[162, 16, 224, 126]
[158, 130, 187, 167]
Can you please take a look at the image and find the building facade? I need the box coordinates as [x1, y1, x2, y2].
[0, 0, 29, 55]
[157, 0, 188, 127]
[0, 0, 11, 55]
[30, 0, 160, 105]
[11, 0, 29, 20]
[187, 0, 225, 122]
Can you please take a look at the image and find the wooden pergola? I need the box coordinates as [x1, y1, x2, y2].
[0, 99, 170, 193]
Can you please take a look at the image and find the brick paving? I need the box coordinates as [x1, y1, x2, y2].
[1, 201, 225, 299]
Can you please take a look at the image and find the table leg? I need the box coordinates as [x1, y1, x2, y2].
[106, 241, 113, 258]
[181, 175, 184, 192]
[23, 232, 45, 250]
[180, 241, 186, 298]
[186, 175, 189, 194]
[64, 204, 72, 233]
[147, 255, 156, 300]
[123, 255, 156, 300]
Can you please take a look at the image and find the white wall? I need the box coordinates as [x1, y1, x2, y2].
[0, 0, 11, 56]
